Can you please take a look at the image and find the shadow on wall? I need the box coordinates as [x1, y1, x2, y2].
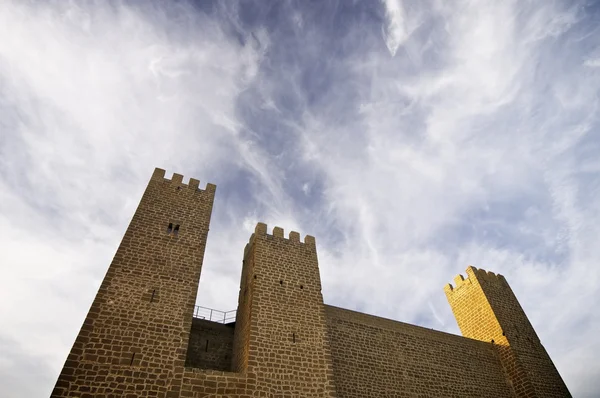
[185, 318, 235, 371]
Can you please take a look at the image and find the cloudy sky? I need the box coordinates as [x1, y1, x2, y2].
[1, 0, 599, 396]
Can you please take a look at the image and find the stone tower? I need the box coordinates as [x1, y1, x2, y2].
[52, 168, 216, 397]
[232, 223, 337, 396]
[444, 266, 571, 398]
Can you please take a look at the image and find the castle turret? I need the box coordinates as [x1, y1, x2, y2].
[445, 266, 571, 397]
[52, 168, 216, 397]
[232, 223, 337, 397]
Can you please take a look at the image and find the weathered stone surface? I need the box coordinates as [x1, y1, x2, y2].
[51, 168, 216, 397]
[52, 169, 571, 398]
[445, 267, 572, 397]
[326, 305, 513, 397]
[185, 319, 234, 371]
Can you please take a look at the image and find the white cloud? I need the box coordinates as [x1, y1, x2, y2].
[290, 1, 597, 394]
[584, 58, 600, 67]
[0, 1, 282, 396]
[381, 0, 423, 57]
[1, 0, 598, 397]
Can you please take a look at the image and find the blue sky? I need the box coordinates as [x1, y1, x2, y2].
[1, 0, 599, 396]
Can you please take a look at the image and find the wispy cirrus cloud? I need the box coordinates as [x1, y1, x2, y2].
[1, 1, 600, 397]
[0, 1, 287, 395]
[380, 0, 424, 57]
[243, 1, 599, 395]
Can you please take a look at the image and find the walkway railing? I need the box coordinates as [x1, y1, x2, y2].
[193, 305, 237, 324]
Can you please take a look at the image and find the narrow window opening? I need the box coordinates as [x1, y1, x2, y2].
[300, 285, 304, 290]
[167, 223, 173, 234]
[253, 275, 257, 279]
[150, 289, 156, 303]
[292, 333, 296, 343]
[174, 224, 180, 236]
[491, 339, 495, 344]
[130, 352, 136, 366]
[205, 340, 209, 352]
[280, 280, 283, 285]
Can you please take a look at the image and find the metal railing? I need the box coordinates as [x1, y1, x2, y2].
[193, 305, 237, 324]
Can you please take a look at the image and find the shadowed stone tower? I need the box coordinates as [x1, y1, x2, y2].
[231, 223, 337, 396]
[444, 266, 571, 397]
[52, 168, 216, 397]
[52, 168, 571, 397]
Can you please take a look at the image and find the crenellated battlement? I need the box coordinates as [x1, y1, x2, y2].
[151, 167, 216, 193]
[53, 167, 571, 398]
[444, 266, 508, 294]
[250, 222, 316, 247]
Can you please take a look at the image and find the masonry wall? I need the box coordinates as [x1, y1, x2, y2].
[185, 318, 234, 371]
[325, 305, 514, 398]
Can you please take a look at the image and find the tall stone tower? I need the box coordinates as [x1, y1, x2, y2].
[52, 168, 216, 397]
[232, 223, 337, 397]
[444, 266, 571, 398]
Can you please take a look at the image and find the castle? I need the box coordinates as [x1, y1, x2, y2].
[52, 168, 571, 397]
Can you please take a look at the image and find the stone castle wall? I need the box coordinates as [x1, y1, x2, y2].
[325, 305, 513, 397]
[52, 168, 571, 398]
